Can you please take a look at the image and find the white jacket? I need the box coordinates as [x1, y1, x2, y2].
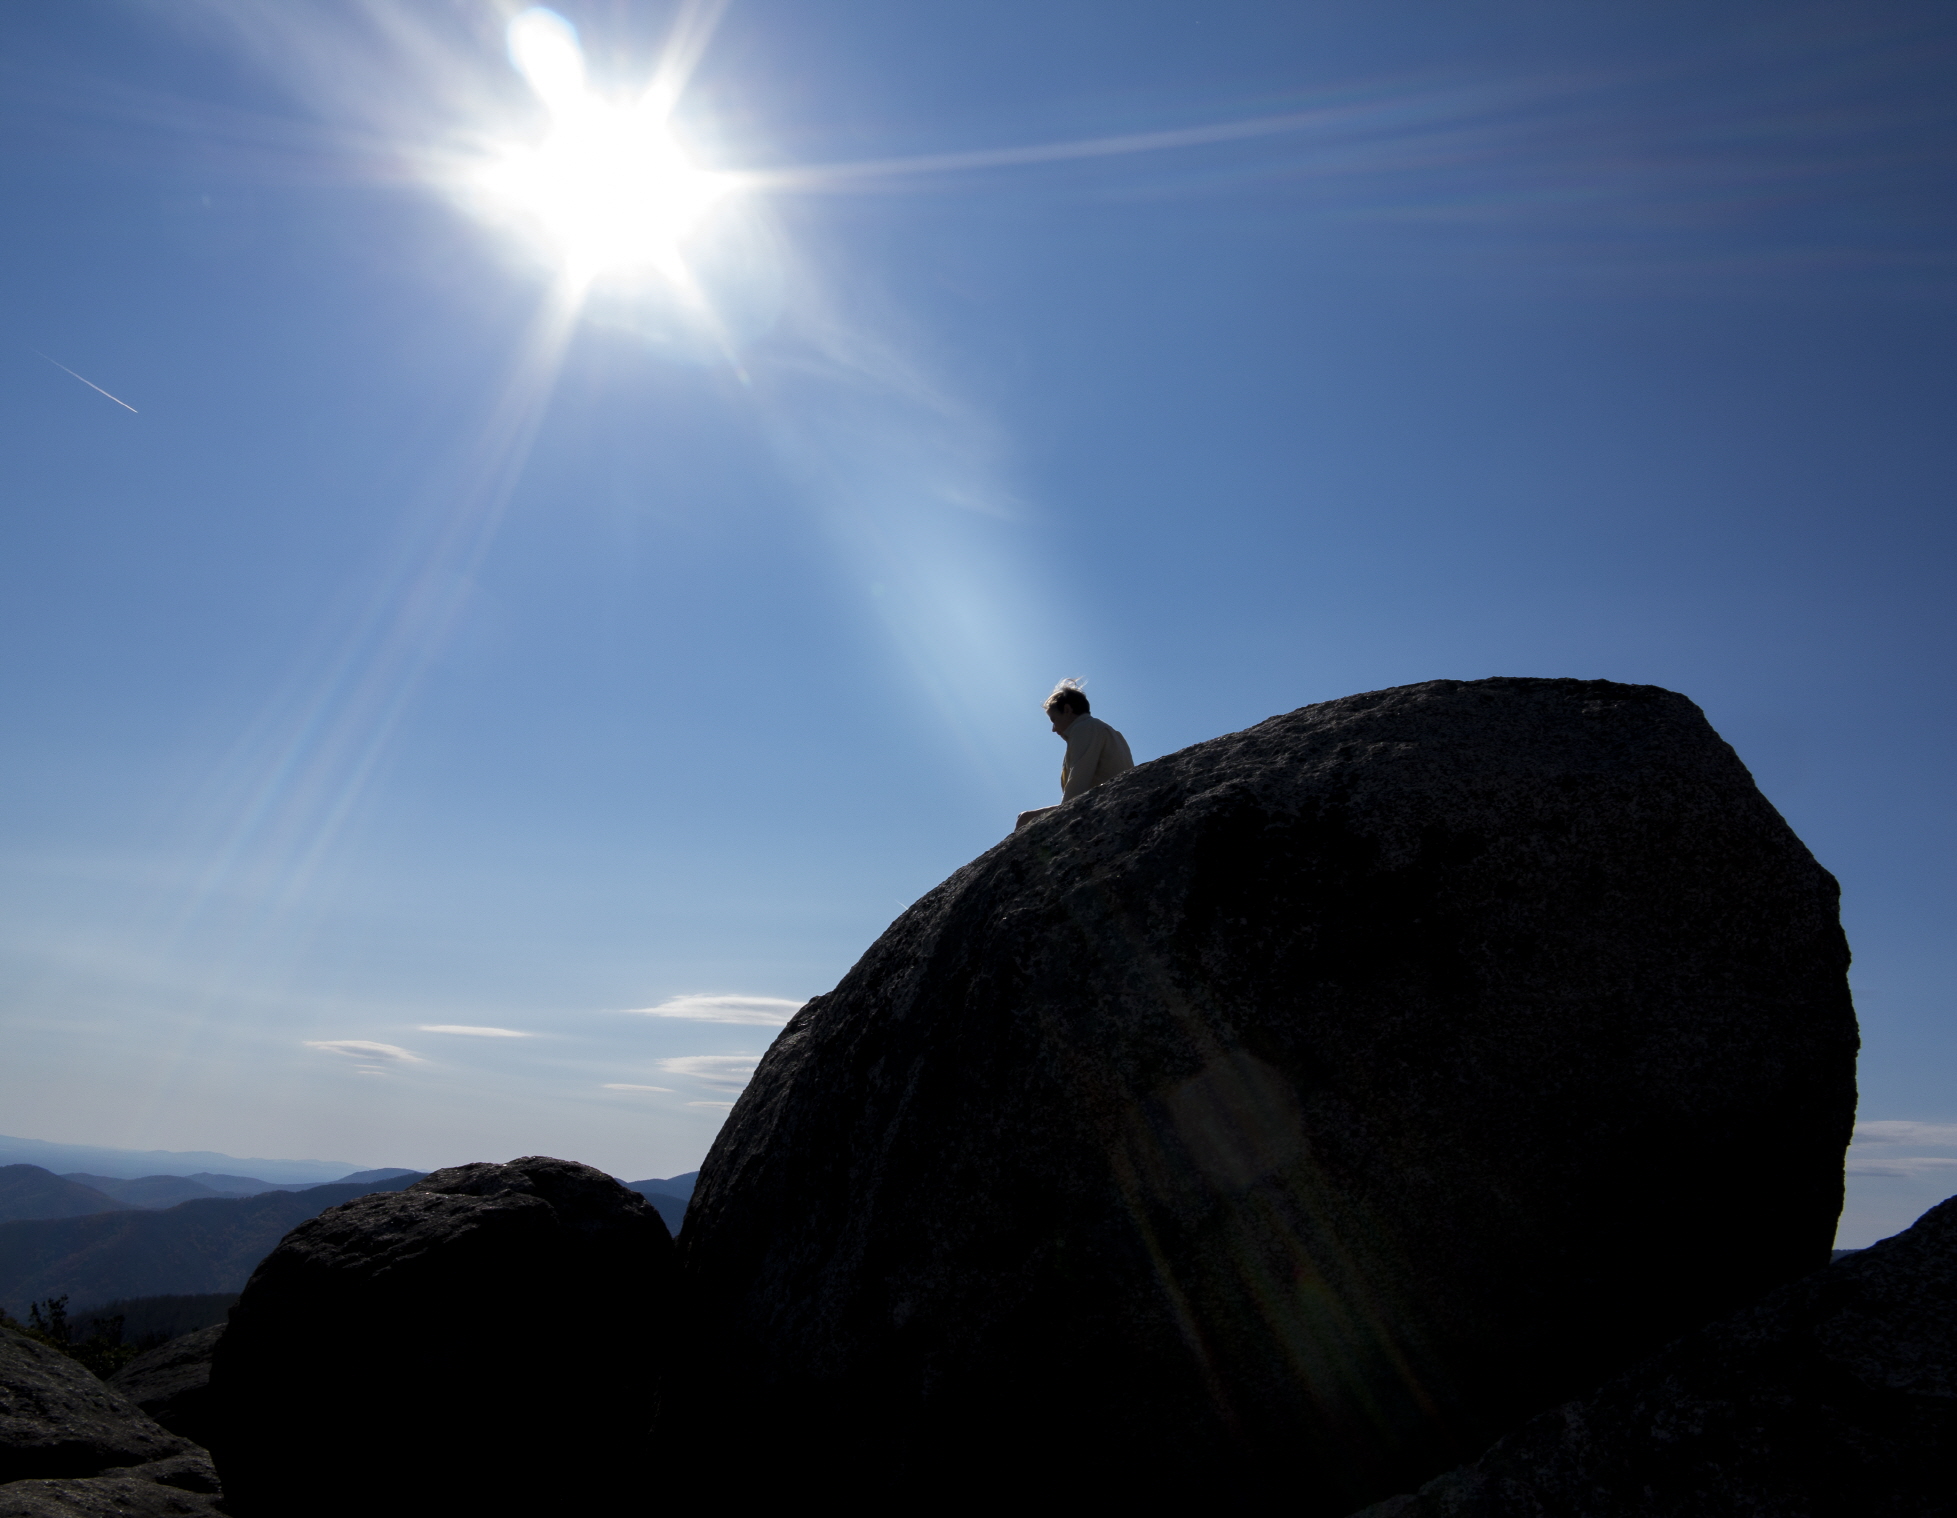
[1059, 715, 1135, 801]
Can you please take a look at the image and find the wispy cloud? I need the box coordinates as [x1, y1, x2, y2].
[602, 1083, 674, 1093]
[419, 1023, 533, 1038]
[304, 1039, 425, 1064]
[631, 994, 803, 1026]
[658, 1054, 759, 1092]
[1854, 1120, 1957, 1147]
[1844, 1119, 1957, 1179]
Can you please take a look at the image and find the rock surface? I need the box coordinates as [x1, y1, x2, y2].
[0, 1452, 222, 1514]
[1350, 1194, 1957, 1517]
[0, 1456, 221, 1517]
[0, 1327, 189, 1483]
[209, 1156, 673, 1517]
[676, 678, 1858, 1509]
[107, 1328, 222, 1449]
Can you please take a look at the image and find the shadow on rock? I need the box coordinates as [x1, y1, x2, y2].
[1351, 1193, 1957, 1517]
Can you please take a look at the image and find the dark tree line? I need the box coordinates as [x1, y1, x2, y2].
[1, 1294, 170, 1379]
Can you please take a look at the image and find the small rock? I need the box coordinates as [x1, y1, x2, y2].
[0, 1327, 189, 1483]
[1347, 1194, 1957, 1517]
[106, 1327, 222, 1450]
[210, 1155, 674, 1517]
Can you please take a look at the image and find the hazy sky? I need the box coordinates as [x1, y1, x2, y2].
[1, 1, 1951, 1244]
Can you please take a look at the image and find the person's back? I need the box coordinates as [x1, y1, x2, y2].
[1015, 680, 1133, 831]
[1059, 711, 1134, 801]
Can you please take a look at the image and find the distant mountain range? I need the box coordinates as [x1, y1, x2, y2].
[0, 1166, 133, 1224]
[0, 1134, 364, 1187]
[624, 1172, 697, 1235]
[63, 1174, 305, 1208]
[0, 1174, 429, 1316]
[0, 1164, 426, 1225]
[0, 1165, 700, 1316]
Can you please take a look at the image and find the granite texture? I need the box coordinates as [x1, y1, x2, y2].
[0, 1328, 188, 1484]
[674, 678, 1859, 1508]
[106, 1327, 221, 1450]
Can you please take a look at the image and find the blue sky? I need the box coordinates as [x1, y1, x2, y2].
[0, 1, 1951, 1244]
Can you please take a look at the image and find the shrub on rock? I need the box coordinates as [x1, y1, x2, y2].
[209, 1157, 673, 1517]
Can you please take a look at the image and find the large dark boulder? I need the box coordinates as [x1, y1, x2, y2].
[0, 1326, 189, 1483]
[1352, 1193, 1957, 1517]
[209, 1157, 673, 1517]
[107, 1327, 222, 1449]
[675, 678, 1858, 1509]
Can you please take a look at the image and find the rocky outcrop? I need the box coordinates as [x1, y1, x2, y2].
[675, 678, 1858, 1509]
[1350, 1194, 1957, 1517]
[0, 1326, 189, 1483]
[0, 1454, 222, 1516]
[209, 1156, 673, 1517]
[107, 1328, 222, 1449]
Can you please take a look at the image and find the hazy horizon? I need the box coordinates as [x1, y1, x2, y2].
[2, 2, 1952, 1248]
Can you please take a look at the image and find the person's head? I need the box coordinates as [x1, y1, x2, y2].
[1044, 679, 1089, 733]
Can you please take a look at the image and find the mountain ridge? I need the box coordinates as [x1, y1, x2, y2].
[0, 1175, 425, 1315]
[0, 1166, 133, 1225]
[0, 1136, 363, 1187]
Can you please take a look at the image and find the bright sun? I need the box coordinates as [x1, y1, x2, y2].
[481, 8, 734, 288]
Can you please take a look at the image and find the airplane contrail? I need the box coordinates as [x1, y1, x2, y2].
[31, 348, 138, 413]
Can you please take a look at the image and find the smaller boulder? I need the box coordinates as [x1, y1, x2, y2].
[1349, 1194, 1957, 1517]
[106, 1328, 222, 1450]
[210, 1156, 674, 1517]
[0, 1327, 189, 1483]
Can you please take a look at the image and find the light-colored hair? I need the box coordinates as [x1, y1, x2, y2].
[1043, 678, 1089, 716]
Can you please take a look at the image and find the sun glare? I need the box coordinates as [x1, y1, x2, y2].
[482, 8, 734, 288]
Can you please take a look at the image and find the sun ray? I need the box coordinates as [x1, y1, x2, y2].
[644, 0, 736, 120]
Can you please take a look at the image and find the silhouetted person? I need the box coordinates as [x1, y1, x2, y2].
[1015, 679, 1134, 831]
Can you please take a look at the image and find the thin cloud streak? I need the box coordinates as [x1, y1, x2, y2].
[1843, 1119, 1957, 1180]
[658, 1053, 759, 1091]
[632, 994, 803, 1026]
[1854, 1120, 1957, 1146]
[304, 1039, 425, 1063]
[420, 1024, 534, 1037]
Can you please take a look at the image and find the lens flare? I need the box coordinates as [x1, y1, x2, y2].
[482, 8, 734, 288]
